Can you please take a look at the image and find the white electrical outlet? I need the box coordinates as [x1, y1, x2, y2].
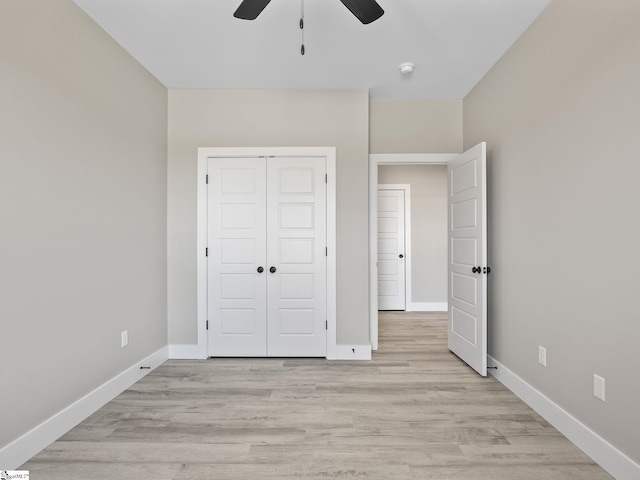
[121, 330, 128, 348]
[538, 346, 547, 366]
[594, 374, 605, 401]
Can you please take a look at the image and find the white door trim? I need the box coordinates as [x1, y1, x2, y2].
[377, 184, 411, 311]
[197, 147, 337, 359]
[369, 153, 458, 350]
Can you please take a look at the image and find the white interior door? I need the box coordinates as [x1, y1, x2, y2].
[207, 157, 267, 356]
[448, 142, 488, 376]
[378, 189, 406, 311]
[267, 157, 327, 357]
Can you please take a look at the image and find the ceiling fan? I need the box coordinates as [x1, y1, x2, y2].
[234, 0, 384, 25]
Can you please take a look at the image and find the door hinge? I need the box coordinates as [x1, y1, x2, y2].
[325, 320, 328, 330]
[205, 247, 208, 257]
[206, 174, 209, 184]
[206, 320, 209, 330]
[325, 174, 327, 184]
[325, 247, 328, 256]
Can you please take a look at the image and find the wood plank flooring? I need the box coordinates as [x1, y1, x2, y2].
[22, 312, 611, 479]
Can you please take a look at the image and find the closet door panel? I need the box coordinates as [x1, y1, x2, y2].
[208, 157, 267, 356]
[266, 157, 327, 357]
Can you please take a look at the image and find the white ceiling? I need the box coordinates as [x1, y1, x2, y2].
[73, 0, 552, 99]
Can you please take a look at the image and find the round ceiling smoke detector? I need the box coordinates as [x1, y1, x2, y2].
[399, 62, 415, 74]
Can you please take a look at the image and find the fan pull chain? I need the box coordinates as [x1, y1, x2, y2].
[300, 0, 305, 55]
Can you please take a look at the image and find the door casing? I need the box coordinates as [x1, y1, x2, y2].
[197, 147, 337, 359]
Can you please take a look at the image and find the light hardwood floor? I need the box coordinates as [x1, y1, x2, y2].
[23, 312, 611, 479]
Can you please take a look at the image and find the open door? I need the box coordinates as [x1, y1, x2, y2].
[448, 142, 488, 376]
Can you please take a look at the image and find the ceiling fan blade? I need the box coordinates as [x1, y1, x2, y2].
[339, 0, 384, 24]
[233, 0, 272, 20]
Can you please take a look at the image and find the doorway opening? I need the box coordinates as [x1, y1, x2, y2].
[370, 145, 489, 377]
[369, 154, 457, 350]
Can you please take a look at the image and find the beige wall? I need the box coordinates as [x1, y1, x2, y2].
[378, 166, 448, 305]
[370, 99, 462, 154]
[464, 0, 640, 463]
[167, 89, 369, 346]
[0, 0, 168, 449]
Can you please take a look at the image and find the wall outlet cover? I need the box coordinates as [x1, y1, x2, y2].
[538, 346, 547, 366]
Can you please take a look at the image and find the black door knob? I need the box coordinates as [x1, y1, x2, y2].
[257, 266, 264, 273]
[472, 266, 481, 274]
[270, 266, 277, 273]
[399, 254, 404, 258]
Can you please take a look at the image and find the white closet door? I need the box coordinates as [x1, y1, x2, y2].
[266, 157, 327, 357]
[377, 189, 406, 311]
[208, 157, 267, 356]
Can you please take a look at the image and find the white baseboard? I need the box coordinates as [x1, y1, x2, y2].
[488, 356, 640, 480]
[0, 346, 168, 470]
[407, 302, 448, 312]
[172, 344, 369, 361]
[169, 344, 205, 359]
[333, 344, 372, 360]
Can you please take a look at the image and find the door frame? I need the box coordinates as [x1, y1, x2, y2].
[377, 184, 411, 312]
[197, 147, 337, 359]
[369, 153, 458, 350]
